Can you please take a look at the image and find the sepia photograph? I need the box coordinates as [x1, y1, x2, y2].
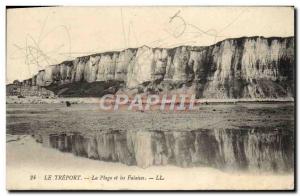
[5, 6, 295, 190]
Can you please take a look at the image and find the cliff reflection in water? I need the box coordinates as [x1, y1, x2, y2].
[33, 128, 294, 172]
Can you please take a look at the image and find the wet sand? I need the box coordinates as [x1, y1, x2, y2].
[7, 135, 294, 190]
[6, 102, 295, 190]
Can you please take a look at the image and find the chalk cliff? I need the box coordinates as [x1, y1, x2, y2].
[11, 36, 294, 99]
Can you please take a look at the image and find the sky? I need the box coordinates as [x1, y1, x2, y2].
[6, 6, 294, 83]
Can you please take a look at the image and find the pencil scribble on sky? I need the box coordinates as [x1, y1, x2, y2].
[10, 13, 71, 77]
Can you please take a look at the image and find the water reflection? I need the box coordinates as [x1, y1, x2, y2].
[33, 128, 294, 172]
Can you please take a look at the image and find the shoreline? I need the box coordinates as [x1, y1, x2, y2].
[6, 96, 295, 104]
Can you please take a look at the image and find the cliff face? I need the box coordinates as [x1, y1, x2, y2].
[16, 36, 294, 99]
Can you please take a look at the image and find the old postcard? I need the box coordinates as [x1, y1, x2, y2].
[6, 6, 295, 190]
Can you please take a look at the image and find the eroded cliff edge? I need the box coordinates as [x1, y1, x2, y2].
[8, 36, 294, 99]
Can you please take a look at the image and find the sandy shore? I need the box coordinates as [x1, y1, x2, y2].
[6, 135, 294, 190]
[6, 95, 294, 105]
